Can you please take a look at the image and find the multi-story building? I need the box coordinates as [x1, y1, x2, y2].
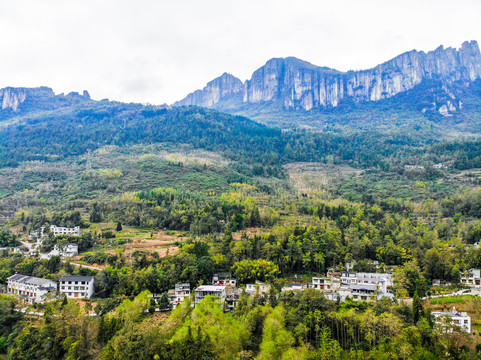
[356, 272, 393, 287]
[245, 281, 270, 295]
[7, 274, 57, 303]
[194, 285, 226, 306]
[59, 276, 95, 299]
[50, 225, 80, 237]
[171, 283, 191, 307]
[340, 271, 357, 285]
[433, 308, 471, 333]
[311, 277, 340, 292]
[212, 272, 236, 287]
[460, 269, 481, 287]
[225, 288, 241, 311]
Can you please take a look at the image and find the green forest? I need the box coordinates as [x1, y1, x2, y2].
[0, 97, 481, 359]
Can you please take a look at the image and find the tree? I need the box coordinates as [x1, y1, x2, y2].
[158, 292, 172, 311]
[0, 228, 18, 247]
[412, 291, 424, 324]
[232, 259, 280, 283]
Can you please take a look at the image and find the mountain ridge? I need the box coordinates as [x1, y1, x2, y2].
[174, 41, 481, 116]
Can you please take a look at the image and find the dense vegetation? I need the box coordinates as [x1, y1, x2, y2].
[0, 94, 480, 359]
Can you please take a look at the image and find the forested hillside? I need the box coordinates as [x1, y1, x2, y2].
[0, 88, 480, 359]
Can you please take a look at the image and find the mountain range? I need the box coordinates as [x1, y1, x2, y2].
[174, 41, 481, 128]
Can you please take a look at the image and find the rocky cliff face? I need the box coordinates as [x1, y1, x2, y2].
[175, 72, 244, 107]
[0, 88, 28, 111]
[0, 87, 92, 113]
[175, 41, 481, 114]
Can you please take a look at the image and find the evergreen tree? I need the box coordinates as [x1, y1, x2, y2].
[412, 291, 424, 324]
[158, 292, 171, 311]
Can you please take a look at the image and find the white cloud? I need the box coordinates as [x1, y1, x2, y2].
[0, 0, 479, 104]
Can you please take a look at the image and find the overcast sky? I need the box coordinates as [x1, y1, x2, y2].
[0, 0, 480, 104]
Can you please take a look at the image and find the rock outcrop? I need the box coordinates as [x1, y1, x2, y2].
[0, 88, 28, 111]
[175, 41, 481, 114]
[175, 72, 244, 107]
[0, 86, 92, 113]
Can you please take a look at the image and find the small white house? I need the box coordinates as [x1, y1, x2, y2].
[59, 276, 95, 299]
[50, 225, 80, 237]
[245, 281, 270, 295]
[7, 274, 57, 303]
[433, 307, 471, 333]
[50, 243, 79, 257]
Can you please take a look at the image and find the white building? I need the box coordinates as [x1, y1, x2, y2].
[50, 225, 80, 237]
[340, 272, 393, 292]
[7, 274, 57, 303]
[245, 281, 271, 295]
[170, 283, 191, 307]
[59, 276, 95, 299]
[194, 285, 226, 306]
[433, 308, 471, 333]
[340, 271, 357, 285]
[281, 283, 304, 292]
[50, 243, 79, 257]
[311, 277, 340, 292]
[212, 273, 236, 287]
[357, 272, 393, 287]
[460, 269, 481, 287]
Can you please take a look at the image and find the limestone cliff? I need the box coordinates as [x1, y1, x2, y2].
[175, 72, 243, 107]
[0, 86, 92, 113]
[175, 41, 481, 115]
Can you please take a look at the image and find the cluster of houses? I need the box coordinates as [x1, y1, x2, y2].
[404, 163, 446, 170]
[162, 270, 396, 313]
[5, 267, 475, 333]
[6, 274, 95, 303]
[160, 270, 473, 333]
[27, 225, 80, 258]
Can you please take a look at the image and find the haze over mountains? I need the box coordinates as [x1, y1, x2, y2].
[175, 41, 481, 126]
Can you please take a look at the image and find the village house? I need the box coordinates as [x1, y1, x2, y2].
[194, 285, 226, 306]
[170, 283, 191, 307]
[245, 281, 270, 295]
[212, 272, 236, 287]
[7, 274, 57, 303]
[59, 275, 95, 299]
[340, 271, 357, 285]
[404, 165, 425, 170]
[50, 243, 79, 257]
[50, 225, 80, 237]
[311, 277, 340, 292]
[281, 283, 304, 292]
[460, 269, 481, 287]
[432, 308, 471, 333]
[225, 288, 241, 311]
